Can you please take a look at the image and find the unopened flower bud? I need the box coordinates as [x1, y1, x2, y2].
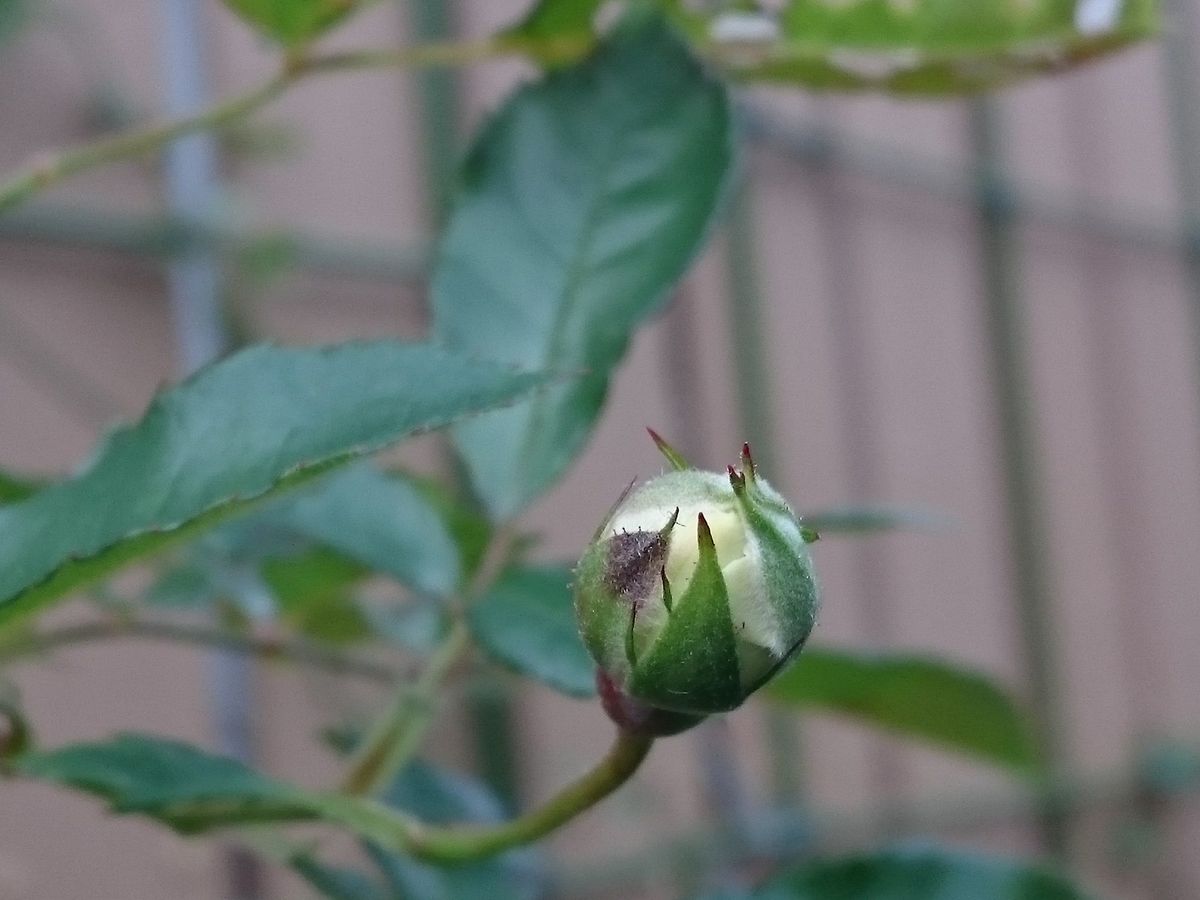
[574, 433, 819, 730]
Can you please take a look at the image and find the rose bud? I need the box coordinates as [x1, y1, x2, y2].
[574, 432, 819, 732]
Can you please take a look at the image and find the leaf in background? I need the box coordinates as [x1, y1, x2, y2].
[222, 0, 361, 47]
[0, 341, 555, 635]
[262, 547, 372, 644]
[672, 0, 1158, 94]
[507, 0, 603, 41]
[0, 0, 26, 50]
[17, 733, 319, 832]
[468, 565, 595, 698]
[765, 648, 1038, 772]
[0, 470, 40, 505]
[434, 15, 733, 519]
[272, 465, 461, 598]
[407, 473, 494, 589]
[750, 846, 1086, 899]
[366, 761, 540, 900]
[291, 855, 389, 900]
[800, 505, 950, 535]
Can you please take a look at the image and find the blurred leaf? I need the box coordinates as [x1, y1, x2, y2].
[435, 15, 733, 519]
[800, 506, 950, 535]
[291, 855, 389, 900]
[765, 647, 1037, 772]
[0, 341, 556, 635]
[407, 474, 494, 589]
[469, 565, 595, 698]
[262, 547, 372, 643]
[366, 761, 539, 900]
[508, 0, 603, 40]
[222, 0, 362, 46]
[17, 733, 319, 832]
[361, 597, 450, 653]
[272, 465, 461, 598]
[0, 470, 40, 504]
[672, 0, 1157, 94]
[0, 0, 26, 50]
[749, 846, 1087, 899]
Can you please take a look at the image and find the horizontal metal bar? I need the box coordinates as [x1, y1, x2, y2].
[0, 201, 430, 283]
[739, 104, 1183, 256]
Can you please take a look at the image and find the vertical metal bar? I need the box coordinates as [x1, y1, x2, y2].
[805, 116, 903, 824]
[1160, 0, 1200, 403]
[723, 171, 805, 807]
[410, 0, 460, 226]
[967, 99, 1069, 858]
[160, 1, 257, 896]
[1063, 82, 1172, 896]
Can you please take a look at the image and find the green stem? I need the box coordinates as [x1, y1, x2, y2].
[339, 619, 471, 796]
[0, 35, 592, 216]
[360, 729, 652, 864]
[0, 74, 290, 215]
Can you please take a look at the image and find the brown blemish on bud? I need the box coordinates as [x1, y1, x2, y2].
[605, 529, 669, 605]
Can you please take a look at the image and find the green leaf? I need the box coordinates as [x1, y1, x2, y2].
[507, 0, 603, 41]
[0, 341, 555, 635]
[291, 855, 388, 900]
[366, 761, 539, 900]
[17, 733, 319, 832]
[262, 547, 372, 644]
[407, 474, 495, 589]
[434, 15, 733, 519]
[222, 0, 362, 47]
[765, 648, 1038, 772]
[671, 0, 1158, 94]
[751, 846, 1087, 899]
[0, 470, 40, 505]
[272, 465, 461, 598]
[469, 565, 595, 698]
[0, 0, 26, 50]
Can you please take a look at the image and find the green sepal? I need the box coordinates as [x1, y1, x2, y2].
[737, 492, 819, 696]
[628, 514, 742, 714]
[572, 538, 631, 681]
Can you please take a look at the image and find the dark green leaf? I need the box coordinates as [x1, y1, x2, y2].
[434, 16, 733, 519]
[262, 547, 372, 643]
[222, 0, 361, 46]
[765, 648, 1037, 772]
[508, 0, 603, 41]
[0, 470, 40, 505]
[0, 0, 26, 50]
[291, 855, 389, 900]
[407, 473, 494, 589]
[468, 565, 595, 698]
[17, 733, 319, 832]
[0, 341, 554, 634]
[367, 761, 539, 900]
[800, 506, 950, 535]
[671, 0, 1158, 94]
[273, 465, 461, 598]
[751, 846, 1087, 899]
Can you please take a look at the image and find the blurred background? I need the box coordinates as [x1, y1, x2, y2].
[2, 0, 1200, 897]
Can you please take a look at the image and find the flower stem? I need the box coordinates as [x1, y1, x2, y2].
[339, 619, 471, 796]
[410, 729, 654, 862]
[330, 728, 654, 863]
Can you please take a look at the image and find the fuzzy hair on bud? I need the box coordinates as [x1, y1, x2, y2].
[574, 434, 820, 725]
